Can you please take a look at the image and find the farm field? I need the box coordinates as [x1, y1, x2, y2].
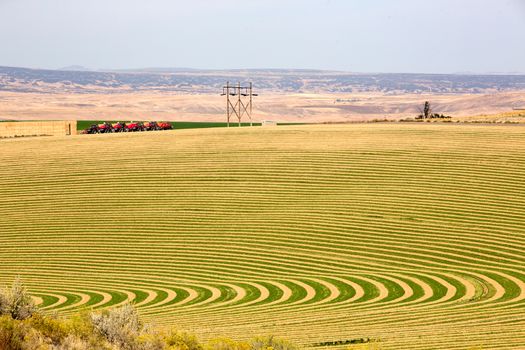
[1, 90, 525, 124]
[0, 124, 524, 349]
[75, 120, 264, 131]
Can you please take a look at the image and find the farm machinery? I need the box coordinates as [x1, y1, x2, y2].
[83, 124, 100, 134]
[124, 122, 143, 132]
[157, 122, 173, 130]
[82, 121, 172, 134]
[142, 121, 159, 131]
[111, 122, 125, 132]
[97, 122, 113, 133]
[82, 122, 113, 134]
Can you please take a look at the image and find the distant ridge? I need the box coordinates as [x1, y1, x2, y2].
[105, 67, 341, 74]
[58, 65, 92, 72]
[107, 67, 201, 73]
[1, 65, 525, 94]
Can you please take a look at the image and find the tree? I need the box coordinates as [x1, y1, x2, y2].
[423, 101, 432, 119]
[417, 101, 450, 120]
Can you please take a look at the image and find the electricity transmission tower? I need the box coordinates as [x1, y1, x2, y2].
[221, 82, 257, 127]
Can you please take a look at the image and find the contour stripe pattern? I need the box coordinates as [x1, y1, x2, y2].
[1, 124, 525, 349]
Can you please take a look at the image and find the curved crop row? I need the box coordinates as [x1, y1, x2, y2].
[0, 124, 524, 349]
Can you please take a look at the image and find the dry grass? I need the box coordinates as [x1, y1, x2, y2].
[1, 91, 525, 123]
[458, 110, 525, 123]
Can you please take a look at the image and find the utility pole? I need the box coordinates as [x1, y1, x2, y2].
[226, 83, 230, 127]
[221, 82, 257, 127]
[237, 82, 242, 127]
[249, 82, 253, 127]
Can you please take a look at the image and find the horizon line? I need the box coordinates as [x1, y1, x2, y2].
[1, 64, 525, 77]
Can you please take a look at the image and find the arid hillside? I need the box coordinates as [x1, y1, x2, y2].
[1, 90, 525, 123]
[1, 66, 525, 123]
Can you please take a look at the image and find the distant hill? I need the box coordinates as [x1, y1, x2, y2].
[59, 65, 92, 71]
[1, 65, 525, 94]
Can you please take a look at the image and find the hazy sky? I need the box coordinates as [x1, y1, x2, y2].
[1, 0, 524, 73]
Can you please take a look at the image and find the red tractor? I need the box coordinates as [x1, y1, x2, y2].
[124, 122, 142, 132]
[97, 122, 112, 133]
[142, 121, 159, 131]
[83, 124, 99, 134]
[157, 122, 172, 130]
[82, 120, 172, 134]
[111, 122, 125, 133]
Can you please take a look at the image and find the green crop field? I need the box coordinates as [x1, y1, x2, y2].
[76, 120, 264, 131]
[0, 124, 524, 349]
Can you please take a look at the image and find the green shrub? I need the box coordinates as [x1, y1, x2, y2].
[137, 333, 165, 350]
[165, 330, 203, 350]
[28, 313, 70, 346]
[0, 293, 7, 317]
[0, 315, 25, 350]
[250, 336, 297, 350]
[206, 337, 250, 350]
[0, 316, 48, 350]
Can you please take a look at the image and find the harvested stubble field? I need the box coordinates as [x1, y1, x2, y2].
[0, 124, 524, 349]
